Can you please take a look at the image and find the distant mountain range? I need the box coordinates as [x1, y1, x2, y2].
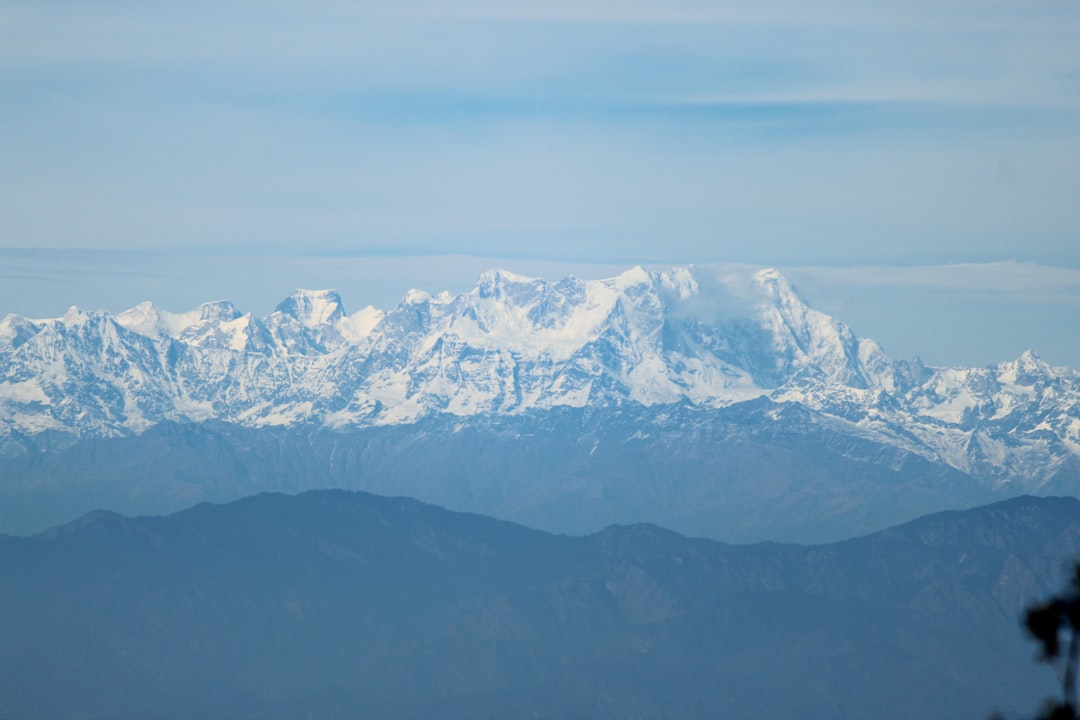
[2, 265, 1078, 539]
[1, 491, 1076, 720]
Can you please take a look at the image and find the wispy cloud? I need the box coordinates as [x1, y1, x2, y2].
[781, 261, 1080, 368]
[2, 0, 1078, 267]
[784, 261, 1080, 302]
[3, 250, 1079, 369]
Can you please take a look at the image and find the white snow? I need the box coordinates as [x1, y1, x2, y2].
[4, 263, 1079, 493]
[285, 289, 344, 327]
[116, 300, 228, 340]
[339, 306, 384, 343]
[403, 289, 432, 304]
[0, 380, 50, 404]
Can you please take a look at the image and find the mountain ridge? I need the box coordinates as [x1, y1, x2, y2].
[2, 264, 1078, 540]
[2, 264, 1076, 486]
[1, 489, 1076, 719]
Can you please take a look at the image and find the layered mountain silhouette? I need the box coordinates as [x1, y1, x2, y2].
[2, 265, 1078, 540]
[1, 491, 1077, 719]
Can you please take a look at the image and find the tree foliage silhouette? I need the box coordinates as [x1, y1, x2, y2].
[1025, 563, 1080, 720]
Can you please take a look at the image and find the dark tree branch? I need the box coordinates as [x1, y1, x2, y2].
[1024, 562, 1080, 720]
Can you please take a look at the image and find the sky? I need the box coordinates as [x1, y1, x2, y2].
[2, 0, 1079, 368]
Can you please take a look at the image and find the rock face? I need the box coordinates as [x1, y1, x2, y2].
[0, 491, 1077, 720]
[1, 265, 1078, 538]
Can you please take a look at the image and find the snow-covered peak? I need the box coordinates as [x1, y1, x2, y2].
[176, 311, 272, 354]
[753, 267, 803, 305]
[479, 268, 537, 284]
[116, 300, 240, 341]
[166, 303, 268, 353]
[606, 265, 652, 291]
[402, 289, 433, 305]
[195, 300, 242, 323]
[0, 314, 41, 353]
[114, 301, 197, 340]
[115, 301, 165, 337]
[755, 267, 782, 283]
[996, 349, 1054, 387]
[654, 266, 699, 300]
[55, 306, 125, 332]
[3, 262, 1079, 494]
[61, 306, 87, 326]
[274, 289, 346, 328]
[440, 266, 658, 358]
[339, 306, 385, 343]
[475, 268, 542, 299]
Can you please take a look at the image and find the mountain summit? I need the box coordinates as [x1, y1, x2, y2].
[1, 265, 1078, 537]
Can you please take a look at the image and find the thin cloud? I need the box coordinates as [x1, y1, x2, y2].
[784, 262, 1080, 299]
[2, 0, 1078, 343]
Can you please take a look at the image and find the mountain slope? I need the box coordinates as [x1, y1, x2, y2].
[2, 265, 1078, 538]
[0, 491, 1076, 719]
[0, 406, 994, 543]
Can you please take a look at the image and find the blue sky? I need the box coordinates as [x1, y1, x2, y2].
[2, 0, 1079, 367]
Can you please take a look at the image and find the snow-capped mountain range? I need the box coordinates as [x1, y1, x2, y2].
[2, 265, 1078, 492]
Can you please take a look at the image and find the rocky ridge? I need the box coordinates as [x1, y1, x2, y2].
[1, 265, 1078, 493]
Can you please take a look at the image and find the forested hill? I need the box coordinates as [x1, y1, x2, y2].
[1, 491, 1078, 719]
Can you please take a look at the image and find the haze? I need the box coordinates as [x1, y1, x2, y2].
[2, 0, 1079, 367]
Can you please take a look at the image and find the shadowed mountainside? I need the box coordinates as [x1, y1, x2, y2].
[0, 405, 997, 543]
[1, 491, 1078, 719]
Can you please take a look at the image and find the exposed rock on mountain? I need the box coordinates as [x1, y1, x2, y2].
[2, 266, 1077, 538]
